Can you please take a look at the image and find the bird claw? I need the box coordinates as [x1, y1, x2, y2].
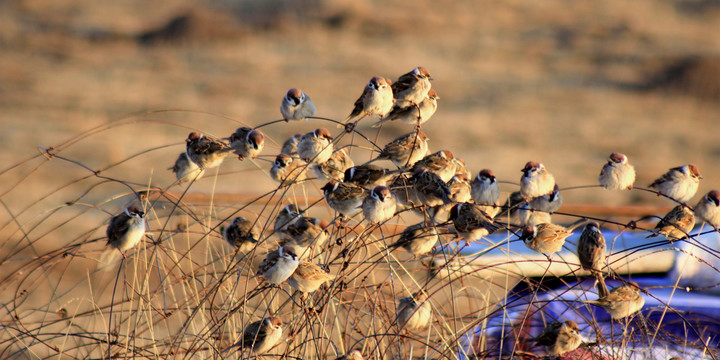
[344, 122, 356, 133]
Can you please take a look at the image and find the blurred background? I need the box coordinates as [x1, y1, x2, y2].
[1, 0, 719, 209]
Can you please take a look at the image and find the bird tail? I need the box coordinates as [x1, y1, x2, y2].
[371, 117, 389, 128]
[97, 249, 121, 271]
[595, 273, 609, 298]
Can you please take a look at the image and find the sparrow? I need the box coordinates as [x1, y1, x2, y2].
[106, 206, 146, 255]
[274, 204, 302, 235]
[287, 261, 335, 294]
[256, 245, 299, 285]
[388, 222, 440, 257]
[598, 152, 636, 190]
[520, 161, 556, 201]
[336, 350, 363, 360]
[577, 222, 609, 298]
[185, 132, 233, 169]
[169, 152, 205, 184]
[228, 127, 265, 160]
[280, 88, 316, 121]
[362, 186, 397, 224]
[392, 66, 433, 107]
[471, 169, 500, 201]
[396, 291, 431, 330]
[321, 180, 366, 217]
[649, 164, 702, 203]
[496, 191, 526, 220]
[534, 320, 583, 356]
[447, 174, 472, 203]
[343, 76, 394, 124]
[312, 148, 354, 182]
[390, 173, 420, 209]
[369, 130, 429, 168]
[695, 190, 720, 231]
[449, 202, 501, 242]
[239, 317, 283, 354]
[425, 257, 474, 281]
[528, 184, 563, 214]
[297, 128, 334, 164]
[281, 217, 330, 256]
[270, 154, 309, 184]
[280, 133, 303, 157]
[521, 223, 573, 255]
[411, 169, 452, 207]
[222, 216, 259, 253]
[515, 202, 553, 226]
[373, 89, 439, 128]
[647, 205, 695, 241]
[344, 164, 396, 189]
[583, 282, 645, 319]
[411, 150, 457, 183]
[452, 157, 471, 180]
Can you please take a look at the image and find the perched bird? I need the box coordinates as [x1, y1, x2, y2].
[598, 152, 636, 190]
[528, 184, 563, 214]
[239, 317, 283, 354]
[369, 130, 429, 168]
[362, 186, 397, 224]
[396, 291, 431, 330]
[280, 88, 316, 121]
[449, 202, 501, 243]
[297, 128, 334, 164]
[185, 132, 232, 169]
[520, 161, 556, 201]
[534, 320, 583, 356]
[280, 133, 303, 156]
[274, 204, 301, 242]
[222, 217, 259, 253]
[169, 152, 205, 184]
[695, 190, 720, 231]
[388, 222, 440, 257]
[496, 191, 526, 221]
[344, 164, 396, 189]
[321, 180, 366, 217]
[447, 174, 472, 204]
[389, 173, 420, 209]
[521, 223, 574, 255]
[471, 169, 501, 216]
[412, 169, 452, 207]
[275, 204, 301, 233]
[256, 245, 299, 285]
[392, 66, 433, 107]
[411, 150, 456, 183]
[452, 157, 471, 179]
[471, 169, 501, 204]
[648, 205, 695, 241]
[313, 148, 354, 182]
[577, 222, 609, 298]
[649, 164, 702, 203]
[336, 350, 363, 360]
[287, 261, 335, 294]
[228, 127, 265, 160]
[584, 282, 645, 319]
[270, 154, 309, 184]
[343, 76, 394, 124]
[373, 89, 438, 127]
[106, 206, 146, 256]
[281, 217, 329, 257]
[516, 202, 553, 226]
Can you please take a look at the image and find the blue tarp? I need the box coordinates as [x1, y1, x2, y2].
[456, 229, 720, 359]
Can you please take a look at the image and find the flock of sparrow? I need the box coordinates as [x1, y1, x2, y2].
[102, 66, 718, 358]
